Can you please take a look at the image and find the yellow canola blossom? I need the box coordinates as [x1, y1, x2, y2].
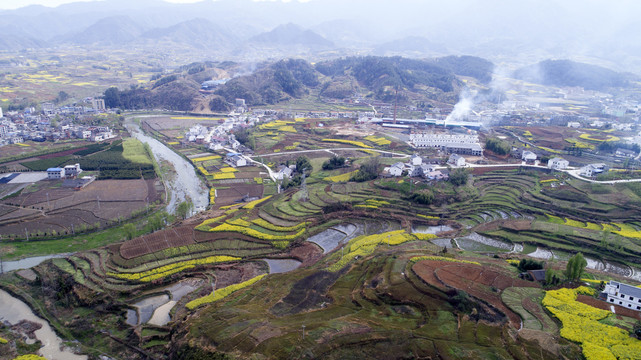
[543, 286, 641, 360]
[186, 274, 267, 309]
[324, 170, 358, 183]
[322, 139, 372, 148]
[107, 256, 240, 282]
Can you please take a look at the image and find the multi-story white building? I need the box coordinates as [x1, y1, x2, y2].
[603, 281, 641, 311]
[410, 132, 479, 148]
[548, 157, 569, 170]
[63, 163, 82, 178]
[47, 167, 66, 180]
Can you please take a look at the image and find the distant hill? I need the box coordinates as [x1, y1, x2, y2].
[513, 60, 632, 91]
[100, 56, 494, 111]
[249, 23, 334, 48]
[213, 56, 492, 106]
[373, 36, 448, 56]
[101, 61, 235, 111]
[431, 56, 495, 84]
[215, 59, 319, 105]
[141, 18, 238, 49]
[61, 15, 146, 45]
[0, 28, 45, 50]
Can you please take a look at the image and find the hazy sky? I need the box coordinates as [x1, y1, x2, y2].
[0, 0, 203, 9]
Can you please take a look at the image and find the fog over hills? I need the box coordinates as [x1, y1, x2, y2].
[0, 0, 640, 73]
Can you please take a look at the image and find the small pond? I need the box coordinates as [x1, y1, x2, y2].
[263, 258, 302, 273]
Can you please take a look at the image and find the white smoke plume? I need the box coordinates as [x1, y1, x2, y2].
[445, 89, 474, 122]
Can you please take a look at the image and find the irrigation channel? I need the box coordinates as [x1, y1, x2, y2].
[0, 289, 87, 360]
[124, 115, 209, 215]
[0, 253, 70, 274]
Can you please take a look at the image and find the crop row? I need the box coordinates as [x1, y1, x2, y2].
[409, 256, 481, 265]
[324, 170, 358, 183]
[243, 195, 272, 209]
[207, 223, 305, 242]
[322, 138, 372, 148]
[328, 230, 430, 272]
[363, 135, 391, 146]
[186, 274, 267, 310]
[191, 155, 221, 162]
[195, 215, 226, 231]
[107, 255, 240, 282]
[251, 218, 306, 232]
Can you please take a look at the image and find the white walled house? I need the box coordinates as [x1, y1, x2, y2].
[448, 154, 466, 167]
[47, 167, 65, 180]
[389, 162, 404, 177]
[229, 154, 247, 167]
[63, 163, 82, 178]
[411, 154, 422, 166]
[602, 281, 641, 311]
[579, 163, 608, 177]
[521, 150, 537, 162]
[548, 157, 569, 170]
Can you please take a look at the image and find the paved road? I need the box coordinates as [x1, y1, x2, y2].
[446, 162, 641, 184]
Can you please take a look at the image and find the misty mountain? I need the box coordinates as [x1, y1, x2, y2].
[141, 18, 238, 50]
[0, 28, 45, 50]
[432, 56, 495, 84]
[60, 15, 146, 45]
[249, 23, 334, 48]
[373, 36, 448, 57]
[513, 60, 633, 91]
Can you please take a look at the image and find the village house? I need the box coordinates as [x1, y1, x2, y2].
[547, 157, 569, 170]
[615, 148, 637, 158]
[411, 154, 422, 166]
[579, 163, 608, 177]
[227, 154, 247, 167]
[521, 150, 537, 163]
[602, 281, 641, 311]
[389, 162, 405, 177]
[276, 165, 293, 180]
[63, 163, 82, 178]
[448, 154, 466, 167]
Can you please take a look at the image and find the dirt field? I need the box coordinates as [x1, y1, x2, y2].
[0, 140, 88, 160]
[120, 225, 197, 259]
[0, 179, 162, 237]
[143, 116, 224, 131]
[215, 184, 263, 207]
[412, 260, 539, 327]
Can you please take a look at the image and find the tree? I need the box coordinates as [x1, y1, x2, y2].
[123, 223, 136, 240]
[351, 157, 380, 182]
[295, 156, 313, 175]
[322, 155, 346, 170]
[449, 168, 469, 186]
[405, 190, 434, 205]
[176, 200, 194, 220]
[103, 87, 121, 108]
[545, 269, 561, 286]
[55, 91, 70, 104]
[234, 128, 255, 150]
[517, 258, 544, 272]
[565, 252, 587, 282]
[485, 138, 511, 155]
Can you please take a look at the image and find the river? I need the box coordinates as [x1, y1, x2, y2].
[124, 115, 209, 215]
[0, 289, 87, 359]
